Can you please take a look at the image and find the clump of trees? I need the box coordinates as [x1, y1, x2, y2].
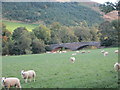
[2, 21, 101, 56]
[99, 1, 119, 47]
[99, 20, 119, 47]
[99, 1, 119, 14]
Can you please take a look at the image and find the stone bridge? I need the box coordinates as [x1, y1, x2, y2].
[49, 42, 100, 51]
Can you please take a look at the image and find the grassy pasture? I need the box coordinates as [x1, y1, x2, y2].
[2, 48, 118, 88]
[2, 20, 39, 32]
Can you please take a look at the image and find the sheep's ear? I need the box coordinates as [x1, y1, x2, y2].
[2, 80, 4, 83]
[22, 73, 25, 75]
[21, 70, 24, 72]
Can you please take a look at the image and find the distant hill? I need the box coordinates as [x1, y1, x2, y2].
[103, 10, 118, 21]
[54, 0, 91, 2]
[2, 2, 104, 26]
[2, 0, 92, 2]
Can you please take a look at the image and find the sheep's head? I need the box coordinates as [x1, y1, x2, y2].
[1, 77, 6, 86]
[21, 70, 25, 75]
[1, 77, 6, 81]
[21, 70, 25, 79]
[115, 62, 118, 65]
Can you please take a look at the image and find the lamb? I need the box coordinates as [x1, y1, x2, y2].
[104, 52, 108, 56]
[101, 50, 105, 53]
[115, 50, 118, 53]
[1, 77, 21, 89]
[70, 57, 75, 63]
[114, 62, 120, 71]
[21, 70, 36, 83]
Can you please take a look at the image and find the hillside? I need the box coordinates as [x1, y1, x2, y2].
[103, 10, 118, 21]
[2, 2, 104, 26]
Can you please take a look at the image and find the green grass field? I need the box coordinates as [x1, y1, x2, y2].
[2, 48, 118, 88]
[2, 21, 39, 32]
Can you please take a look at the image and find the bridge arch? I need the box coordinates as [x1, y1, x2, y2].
[49, 42, 100, 51]
[52, 46, 71, 51]
[77, 45, 89, 50]
[77, 45, 98, 50]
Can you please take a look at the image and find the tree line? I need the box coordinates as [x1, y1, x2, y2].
[2, 20, 119, 55]
[99, 1, 119, 14]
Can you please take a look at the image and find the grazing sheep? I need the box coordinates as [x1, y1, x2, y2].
[62, 51, 67, 53]
[114, 62, 120, 71]
[70, 57, 75, 63]
[59, 51, 62, 54]
[1, 77, 21, 89]
[46, 52, 51, 54]
[115, 50, 118, 53]
[53, 52, 57, 53]
[21, 70, 36, 83]
[87, 51, 91, 53]
[101, 50, 105, 53]
[104, 52, 108, 56]
[76, 51, 79, 53]
[81, 51, 85, 53]
[72, 53, 76, 56]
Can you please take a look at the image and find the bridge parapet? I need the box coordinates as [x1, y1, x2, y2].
[49, 42, 100, 51]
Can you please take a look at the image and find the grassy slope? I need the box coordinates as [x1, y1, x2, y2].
[2, 48, 118, 88]
[2, 21, 39, 32]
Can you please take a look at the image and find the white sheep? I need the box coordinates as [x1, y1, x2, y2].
[87, 51, 91, 53]
[53, 52, 56, 54]
[21, 70, 36, 83]
[62, 51, 67, 53]
[76, 51, 79, 53]
[104, 52, 108, 56]
[70, 57, 76, 63]
[114, 62, 120, 71]
[81, 51, 85, 53]
[1, 77, 21, 89]
[72, 53, 76, 56]
[59, 51, 62, 54]
[115, 50, 118, 53]
[46, 52, 51, 53]
[101, 50, 105, 53]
